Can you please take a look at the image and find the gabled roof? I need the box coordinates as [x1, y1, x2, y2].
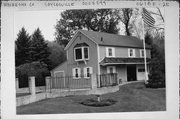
[65, 30, 150, 50]
[100, 57, 150, 66]
[50, 61, 67, 72]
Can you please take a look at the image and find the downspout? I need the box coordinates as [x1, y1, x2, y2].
[97, 45, 101, 88]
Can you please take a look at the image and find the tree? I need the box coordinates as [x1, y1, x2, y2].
[147, 8, 165, 39]
[16, 61, 50, 87]
[130, 8, 165, 40]
[29, 28, 51, 68]
[115, 8, 133, 36]
[55, 9, 120, 46]
[145, 33, 165, 88]
[15, 27, 31, 66]
[47, 41, 66, 70]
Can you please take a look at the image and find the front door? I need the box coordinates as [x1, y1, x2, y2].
[127, 65, 137, 81]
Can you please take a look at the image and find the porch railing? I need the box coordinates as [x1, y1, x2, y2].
[97, 73, 118, 88]
[50, 76, 92, 90]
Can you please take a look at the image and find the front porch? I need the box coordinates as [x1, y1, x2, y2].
[99, 57, 150, 82]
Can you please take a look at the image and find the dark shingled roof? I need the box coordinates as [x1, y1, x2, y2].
[80, 30, 150, 49]
[100, 57, 151, 65]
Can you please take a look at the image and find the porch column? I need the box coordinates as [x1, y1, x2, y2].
[45, 76, 51, 92]
[29, 76, 36, 96]
[16, 78, 19, 90]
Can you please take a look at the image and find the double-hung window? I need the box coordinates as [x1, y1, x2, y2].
[72, 68, 81, 79]
[84, 67, 92, 78]
[106, 47, 115, 57]
[128, 48, 135, 57]
[74, 47, 89, 61]
[140, 49, 145, 57]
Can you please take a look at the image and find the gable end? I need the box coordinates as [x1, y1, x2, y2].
[64, 30, 98, 50]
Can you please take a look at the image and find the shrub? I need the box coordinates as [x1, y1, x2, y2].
[146, 69, 165, 88]
[80, 98, 117, 107]
[16, 61, 50, 87]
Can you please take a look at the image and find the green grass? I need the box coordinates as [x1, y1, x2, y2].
[17, 82, 166, 114]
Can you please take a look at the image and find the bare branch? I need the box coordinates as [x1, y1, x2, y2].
[156, 7, 164, 22]
[132, 22, 141, 39]
[149, 11, 161, 16]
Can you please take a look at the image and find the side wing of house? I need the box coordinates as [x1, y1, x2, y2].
[51, 61, 68, 78]
[99, 45, 151, 82]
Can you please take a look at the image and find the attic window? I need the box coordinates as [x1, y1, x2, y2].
[74, 46, 89, 61]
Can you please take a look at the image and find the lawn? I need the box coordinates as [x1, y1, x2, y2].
[17, 82, 166, 114]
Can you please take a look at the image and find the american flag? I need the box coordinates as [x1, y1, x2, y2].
[142, 8, 155, 27]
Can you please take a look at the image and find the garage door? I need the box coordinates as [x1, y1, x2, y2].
[53, 71, 65, 89]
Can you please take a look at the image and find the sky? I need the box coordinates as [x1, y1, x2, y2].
[14, 10, 62, 41]
[14, 8, 164, 42]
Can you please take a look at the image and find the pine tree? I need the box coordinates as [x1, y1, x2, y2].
[29, 28, 50, 68]
[15, 27, 31, 66]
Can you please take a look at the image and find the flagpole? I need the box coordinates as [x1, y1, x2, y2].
[141, 8, 148, 84]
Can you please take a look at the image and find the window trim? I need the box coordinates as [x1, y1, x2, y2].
[74, 47, 83, 61]
[128, 48, 135, 57]
[84, 47, 89, 59]
[72, 67, 81, 79]
[74, 46, 89, 61]
[106, 47, 115, 57]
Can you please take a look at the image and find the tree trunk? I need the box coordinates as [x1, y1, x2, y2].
[125, 23, 130, 36]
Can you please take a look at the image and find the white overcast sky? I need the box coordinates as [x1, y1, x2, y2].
[14, 8, 164, 42]
[14, 10, 62, 41]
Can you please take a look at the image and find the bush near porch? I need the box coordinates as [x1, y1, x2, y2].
[17, 82, 166, 114]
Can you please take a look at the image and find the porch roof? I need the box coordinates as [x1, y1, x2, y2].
[100, 57, 151, 66]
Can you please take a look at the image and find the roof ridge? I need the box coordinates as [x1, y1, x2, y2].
[79, 29, 140, 39]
